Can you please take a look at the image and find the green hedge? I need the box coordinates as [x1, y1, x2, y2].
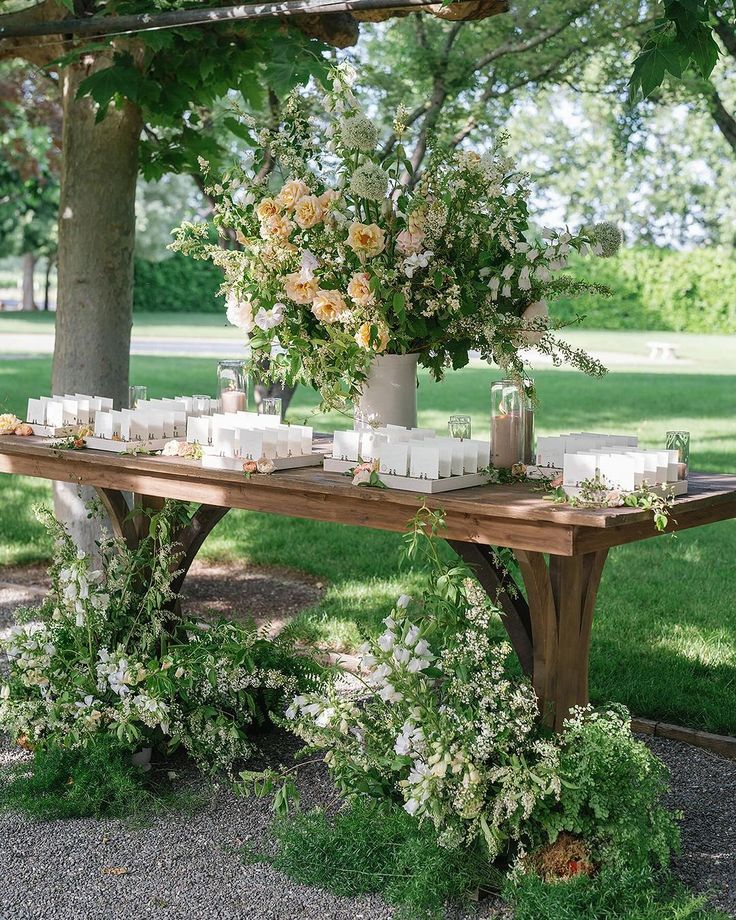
[133, 253, 223, 313]
[135, 247, 736, 332]
[552, 247, 736, 333]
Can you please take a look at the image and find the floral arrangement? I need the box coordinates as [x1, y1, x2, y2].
[0, 413, 33, 437]
[280, 506, 678, 871]
[171, 65, 620, 409]
[0, 503, 321, 777]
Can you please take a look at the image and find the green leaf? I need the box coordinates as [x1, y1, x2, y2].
[688, 23, 720, 77]
[77, 58, 144, 120]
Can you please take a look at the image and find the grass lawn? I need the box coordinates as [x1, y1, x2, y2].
[0, 311, 240, 339]
[1, 345, 735, 735]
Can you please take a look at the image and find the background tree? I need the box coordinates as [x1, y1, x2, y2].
[0, 59, 60, 309]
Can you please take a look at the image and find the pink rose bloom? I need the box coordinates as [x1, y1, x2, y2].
[607, 491, 625, 506]
[396, 229, 425, 255]
[353, 469, 372, 486]
[550, 474, 564, 488]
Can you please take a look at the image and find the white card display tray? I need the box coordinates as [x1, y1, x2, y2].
[323, 458, 489, 493]
[200, 449, 322, 472]
[83, 436, 173, 453]
[563, 480, 688, 499]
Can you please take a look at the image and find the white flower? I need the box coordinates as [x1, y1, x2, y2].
[535, 265, 551, 283]
[414, 638, 433, 658]
[226, 292, 255, 333]
[254, 303, 285, 331]
[384, 615, 397, 628]
[393, 646, 411, 664]
[402, 250, 433, 279]
[315, 707, 335, 728]
[396, 595, 411, 609]
[349, 162, 389, 202]
[404, 625, 420, 647]
[407, 656, 431, 673]
[352, 469, 371, 486]
[303, 702, 322, 717]
[378, 631, 395, 653]
[299, 250, 319, 281]
[518, 265, 531, 291]
[339, 113, 379, 151]
[378, 683, 403, 703]
[403, 798, 421, 816]
[501, 264, 515, 280]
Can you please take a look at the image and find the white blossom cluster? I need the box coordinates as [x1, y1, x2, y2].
[0, 506, 319, 778]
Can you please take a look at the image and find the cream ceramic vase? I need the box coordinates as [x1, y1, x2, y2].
[354, 353, 419, 429]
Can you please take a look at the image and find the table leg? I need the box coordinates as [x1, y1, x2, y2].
[96, 489, 229, 608]
[448, 541, 534, 677]
[516, 548, 609, 730]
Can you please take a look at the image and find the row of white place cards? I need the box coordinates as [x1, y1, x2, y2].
[189, 411, 320, 472]
[326, 426, 492, 492]
[27, 394, 114, 434]
[563, 448, 687, 495]
[535, 432, 639, 470]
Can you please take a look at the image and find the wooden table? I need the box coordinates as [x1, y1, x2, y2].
[2, 437, 736, 730]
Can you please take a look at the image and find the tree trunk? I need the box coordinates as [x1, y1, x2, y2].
[52, 60, 142, 554]
[21, 251, 36, 310]
[43, 257, 54, 311]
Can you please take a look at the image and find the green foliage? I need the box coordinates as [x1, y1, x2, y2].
[505, 865, 729, 920]
[0, 736, 190, 822]
[267, 799, 497, 920]
[552, 248, 736, 333]
[629, 1, 725, 100]
[133, 253, 223, 313]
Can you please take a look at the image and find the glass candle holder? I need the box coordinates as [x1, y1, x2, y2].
[666, 430, 690, 480]
[217, 360, 248, 414]
[128, 385, 147, 410]
[491, 380, 523, 469]
[522, 377, 535, 466]
[192, 394, 212, 416]
[448, 414, 472, 440]
[260, 397, 282, 418]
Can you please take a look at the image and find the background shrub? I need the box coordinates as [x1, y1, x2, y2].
[133, 253, 223, 313]
[552, 247, 736, 333]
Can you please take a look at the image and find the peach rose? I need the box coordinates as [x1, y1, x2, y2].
[354, 321, 389, 353]
[319, 189, 339, 210]
[284, 272, 319, 304]
[347, 272, 375, 307]
[347, 222, 385, 259]
[260, 213, 294, 241]
[396, 229, 425, 255]
[312, 289, 348, 324]
[275, 178, 310, 211]
[255, 197, 279, 221]
[294, 195, 323, 230]
[14, 423, 34, 437]
[0, 414, 21, 435]
[243, 459, 258, 475]
[408, 208, 426, 234]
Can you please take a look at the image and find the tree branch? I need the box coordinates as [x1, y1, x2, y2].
[706, 81, 736, 155]
[0, 0, 68, 65]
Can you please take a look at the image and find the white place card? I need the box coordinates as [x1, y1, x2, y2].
[187, 416, 211, 444]
[287, 426, 303, 457]
[276, 425, 290, 458]
[471, 439, 491, 469]
[563, 453, 598, 487]
[213, 427, 237, 457]
[409, 441, 440, 480]
[462, 441, 479, 474]
[436, 437, 465, 476]
[380, 443, 409, 476]
[299, 425, 313, 455]
[333, 430, 361, 462]
[62, 398, 79, 425]
[94, 411, 114, 439]
[45, 400, 64, 428]
[239, 428, 264, 460]
[122, 415, 147, 442]
[27, 398, 46, 425]
[261, 428, 278, 459]
[436, 440, 453, 478]
[598, 454, 636, 491]
[359, 431, 387, 461]
[66, 395, 90, 424]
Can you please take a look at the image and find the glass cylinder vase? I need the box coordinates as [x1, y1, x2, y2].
[491, 380, 524, 469]
[217, 360, 248, 414]
[521, 377, 535, 466]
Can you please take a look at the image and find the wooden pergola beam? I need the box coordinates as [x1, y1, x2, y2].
[0, 0, 505, 40]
